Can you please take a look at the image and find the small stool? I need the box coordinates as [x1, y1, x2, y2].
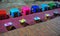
[31, 5, 40, 13]
[10, 8, 21, 18]
[34, 17, 42, 23]
[45, 14, 51, 20]
[55, 2, 60, 8]
[19, 19, 29, 27]
[0, 9, 9, 20]
[21, 6, 30, 15]
[48, 2, 56, 9]
[54, 12, 60, 17]
[40, 4, 49, 11]
[4, 22, 16, 31]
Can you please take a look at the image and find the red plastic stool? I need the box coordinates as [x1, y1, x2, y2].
[0, 9, 9, 20]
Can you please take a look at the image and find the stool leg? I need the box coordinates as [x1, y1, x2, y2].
[45, 16, 51, 21]
[0, 16, 4, 20]
[48, 7, 51, 10]
[53, 6, 56, 9]
[45, 7, 48, 11]
[35, 20, 42, 23]
[5, 15, 9, 19]
[21, 22, 29, 27]
[40, 8, 42, 12]
[59, 5, 60, 8]
[31, 10, 34, 14]
[54, 13, 60, 17]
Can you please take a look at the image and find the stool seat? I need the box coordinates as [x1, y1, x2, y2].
[19, 19, 26, 23]
[34, 16, 42, 23]
[4, 22, 13, 26]
[34, 17, 40, 21]
[54, 12, 59, 14]
[45, 14, 51, 17]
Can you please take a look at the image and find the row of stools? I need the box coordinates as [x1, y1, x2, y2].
[0, 2, 60, 20]
[4, 12, 60, 31]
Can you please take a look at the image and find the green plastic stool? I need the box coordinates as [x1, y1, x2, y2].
[48, 2, 56, 9]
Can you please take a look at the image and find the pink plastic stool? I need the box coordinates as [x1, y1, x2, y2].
[21, 6, 30, 15]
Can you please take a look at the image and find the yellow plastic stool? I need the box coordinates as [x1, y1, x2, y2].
[45, 14, 51, 20]
[45, 14, 51, 17]
[19, 19, 26, 23]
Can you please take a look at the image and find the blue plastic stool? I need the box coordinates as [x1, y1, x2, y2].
[34, 16, 40, 21]
[40, 4, 49, 11]
[10, 8, 21, 18]
[34, 16, 42, 23]
[31, 5, 40, 13]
